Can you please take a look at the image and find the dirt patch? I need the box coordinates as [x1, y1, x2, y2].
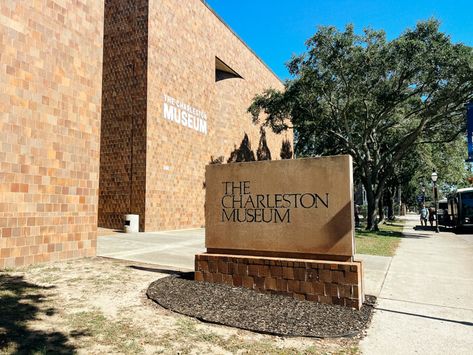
[1, 258, 362, 354]
[147, 275, 375, 338]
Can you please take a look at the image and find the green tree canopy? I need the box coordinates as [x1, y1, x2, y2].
[403, 137, 470, 205]
[249, 19, 473, 229]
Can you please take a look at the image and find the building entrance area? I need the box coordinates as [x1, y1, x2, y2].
[97, 228, 205, 270]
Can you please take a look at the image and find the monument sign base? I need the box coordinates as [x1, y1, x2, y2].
[195, 253, 364, 309]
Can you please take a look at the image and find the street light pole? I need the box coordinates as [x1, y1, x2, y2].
[431, 171, 439, 233]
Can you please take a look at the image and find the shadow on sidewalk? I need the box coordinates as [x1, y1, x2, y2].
[356, 227, 429, 239]
[385, 222, 405, 228]
[0, 274, 85, 353]
[128, 265, 194, 280]
[376, 307, 473, 327]
[400, 232, 431, 239]
[413, 225, 455, 233]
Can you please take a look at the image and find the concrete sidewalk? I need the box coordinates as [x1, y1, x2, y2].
[97, 228, 206, 271]
[97, 228, 391, 297]
[360, 214, 473, 354]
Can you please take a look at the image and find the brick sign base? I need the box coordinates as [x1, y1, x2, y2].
[195, 254, 364, 309]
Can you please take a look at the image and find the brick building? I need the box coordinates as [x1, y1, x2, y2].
[0, 0, 104, 268]
[98, 0, 288, 232]
[0, 0, 290, 268]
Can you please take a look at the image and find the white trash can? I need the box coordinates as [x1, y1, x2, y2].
[124, 214, 139, 233]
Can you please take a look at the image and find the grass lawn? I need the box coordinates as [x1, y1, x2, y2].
[0, 258, 360, 354]
[355, 220, 405, 257]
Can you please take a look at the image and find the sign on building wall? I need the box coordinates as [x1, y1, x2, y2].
[162, 94, 208, 134]
[205, 156, 355, 260]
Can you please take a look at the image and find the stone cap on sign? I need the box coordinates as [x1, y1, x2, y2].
[205, 155, 355, 261]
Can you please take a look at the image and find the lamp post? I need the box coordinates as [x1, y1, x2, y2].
[431, 171, 439, 233]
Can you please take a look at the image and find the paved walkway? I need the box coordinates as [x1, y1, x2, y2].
[97, 228, 391, 296]
[360, 214, 473, 354]
[97, 228, 206, 271]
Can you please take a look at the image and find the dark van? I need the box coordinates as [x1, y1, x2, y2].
[447, 188, 473, 231]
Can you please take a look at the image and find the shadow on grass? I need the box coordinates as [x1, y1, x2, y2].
[357, 230, 407, 239]
[0, 274, 84, 354]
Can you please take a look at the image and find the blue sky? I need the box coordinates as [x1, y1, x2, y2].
[205, 0, 473, 80]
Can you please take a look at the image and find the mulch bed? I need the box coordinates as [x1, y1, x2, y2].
[147, 274, 376, 338]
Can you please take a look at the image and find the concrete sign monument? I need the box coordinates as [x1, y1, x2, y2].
[205, 156, 354, 261]
[195, 156, 364, 309]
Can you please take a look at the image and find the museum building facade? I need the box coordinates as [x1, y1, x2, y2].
[0, 0, 289, 268]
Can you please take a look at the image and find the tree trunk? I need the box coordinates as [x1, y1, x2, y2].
[366, 198, 379, 231]
[378, 198, 385, 223]
[362, 170, 388, 231]
[364, 181, 379, 231]
[387, 188, 394, 220]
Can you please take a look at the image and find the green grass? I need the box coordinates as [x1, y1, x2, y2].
[67, 310, 145, 354]
[156, 316, 351, 355]
[355, 221, 404, 256]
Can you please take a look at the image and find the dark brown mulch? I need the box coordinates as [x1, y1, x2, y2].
[146, 274, 376, 338]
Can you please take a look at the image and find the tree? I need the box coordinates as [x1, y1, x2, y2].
[402, 136, 470, 205]
[249, 20, 473, 230]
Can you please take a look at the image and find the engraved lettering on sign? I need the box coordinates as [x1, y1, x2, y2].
[220, 181, 329, 223]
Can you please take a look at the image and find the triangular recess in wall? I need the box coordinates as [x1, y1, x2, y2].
[216, 57, 243, 81]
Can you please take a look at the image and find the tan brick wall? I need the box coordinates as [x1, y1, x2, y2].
[145, 0, 291, 231]
[195, 254, 364, 309]
[98, 0, 148, 231]
[0, 1, 104, 268]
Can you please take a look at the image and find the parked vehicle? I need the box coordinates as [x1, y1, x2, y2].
[437, 199, 449, 226]
[447, 188, 473, 231]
